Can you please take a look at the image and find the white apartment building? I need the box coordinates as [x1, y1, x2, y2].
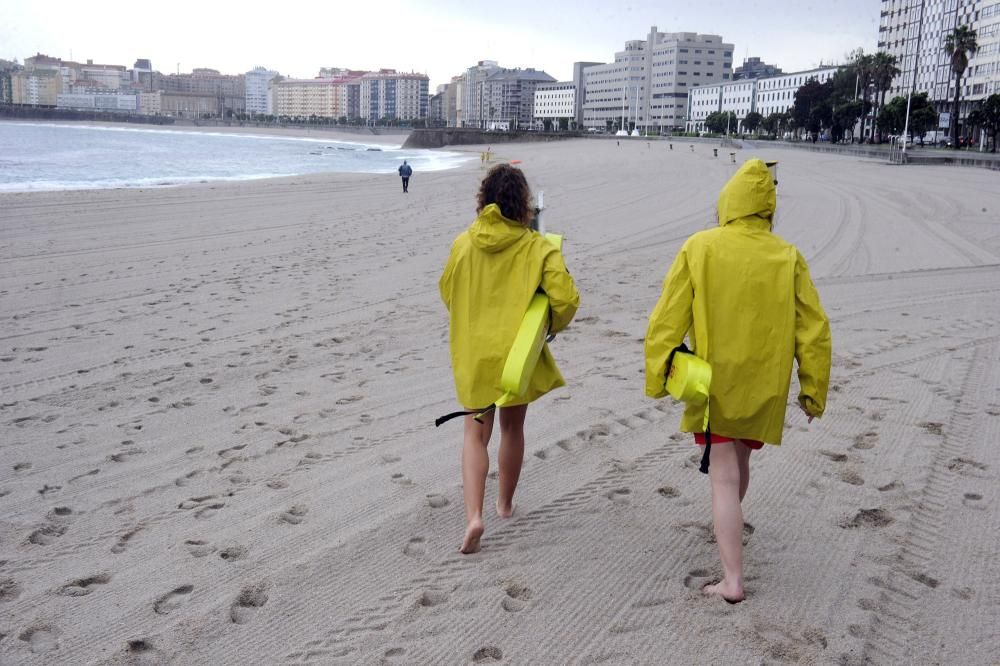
[359, 70, 429, 122]
[139, 91, 161, 115]
[461, 61, 500, 127]
[754, 67, 839, 116]
[245, 66, 279, 115]
[11, 68, 62, 105]
[583, 26, 734, 131]
[57, 92, 137, 111]
[880, 0, 1000, 120]
[273, 78, 350, 118]
[687, 67, 839, 132]
[533, 82, 575, 123]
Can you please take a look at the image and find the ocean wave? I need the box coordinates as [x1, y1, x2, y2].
[1, 121, 400, 151]
[0, 172, 299, 193]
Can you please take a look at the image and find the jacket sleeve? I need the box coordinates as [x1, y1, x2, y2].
[540, 248, 580, 334]
[439, 243, 456, 311]
[644, 244, 694, 398]
[793, 250, 832, 417]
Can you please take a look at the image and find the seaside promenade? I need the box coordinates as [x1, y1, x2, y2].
[1, 136, 998, 664]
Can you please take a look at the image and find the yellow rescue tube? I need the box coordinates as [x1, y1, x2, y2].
[666, 351, 712, 405]
[493, 233, 563, 409]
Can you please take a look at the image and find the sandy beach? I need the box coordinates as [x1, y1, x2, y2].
[1, 137, 999, 665]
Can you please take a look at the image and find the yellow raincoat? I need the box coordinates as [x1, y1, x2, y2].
[440, 203, 580, 409]
[644, 159, 831, 445]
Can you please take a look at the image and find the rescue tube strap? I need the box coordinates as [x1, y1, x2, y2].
[434, 404, 496, 427]
[700, 422, 712, 474]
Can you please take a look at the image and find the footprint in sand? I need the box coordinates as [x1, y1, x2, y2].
[657, 486, 681, 498]
[852, 431, 879, 450]
[501, 581, 533, 612]
[125, 638, 167, 663]
[961, 492, 986, 510]
[109, 448, 144, 463]
[605, 488, 631, 504]
[184, 540, 217, 558]
[838, 470, 865, 486]
[153, 585, 193, 615]
[230, 582, 269, 624]
[818, 450, 848, 463]
[403, 537, 426, 557]
[174, 470, 204, 487]
[0, 577, 23, 602]
[682, 568, 715, 591]
[19, 625, 59, 654]
[390, 472, 413, 486]
[426, 494, 449, 508]
[473, 646, 503, 663]
[57, 573, 111, 597]
[948, 457, 989, 475]
[28, 523, 67, 546]
[419, 589, 448, 607]
[840, 508, 894, 529]
[278, 505, 308, 525]
[219, 545, 249, 562]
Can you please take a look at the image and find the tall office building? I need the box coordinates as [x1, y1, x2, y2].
[245, 66, 279, 115]
[359, 70, 429, 122]
[583, 26, 734, 131]
[879, 0, 1000, 123]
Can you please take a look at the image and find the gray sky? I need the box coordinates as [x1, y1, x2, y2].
[2, 0, 879, 88]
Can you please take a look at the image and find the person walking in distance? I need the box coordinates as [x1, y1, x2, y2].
[644, 158, 831, 603]
[399, 160, 413, 193]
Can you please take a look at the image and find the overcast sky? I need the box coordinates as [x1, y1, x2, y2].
[3, 0, 879, 88]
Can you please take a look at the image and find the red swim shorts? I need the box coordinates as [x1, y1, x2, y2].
[693, 433, 764, 450]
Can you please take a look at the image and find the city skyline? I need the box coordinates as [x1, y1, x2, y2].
[3, 0, 879, 88]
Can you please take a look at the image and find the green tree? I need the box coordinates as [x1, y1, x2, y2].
[975, 94, 1000, 152]
[605, 119, 613, 132]
[871, 52, 901, 141]
[853, 50, 876, 141]
[704, 111, 735, 134]
[558, 117, 569, 131]
[542, 118, 553, 132]
[944, 25, 978, 149]
[742, 111, 763, 134]
[876, 96, 905, 137]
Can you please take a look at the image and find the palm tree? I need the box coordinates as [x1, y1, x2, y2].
[853, 52, 875, 142]
[872, 52, 901, 142]
[944, 25, 978, 149]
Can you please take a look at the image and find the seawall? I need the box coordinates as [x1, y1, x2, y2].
[403, 128, 582, 149]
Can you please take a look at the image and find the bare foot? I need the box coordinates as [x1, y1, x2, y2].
[496, 500, 515, 519]
[460, 518, 484, 554]
[702, 580, 744, 604]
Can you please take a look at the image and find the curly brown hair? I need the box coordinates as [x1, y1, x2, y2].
[476, 163, 532, 225]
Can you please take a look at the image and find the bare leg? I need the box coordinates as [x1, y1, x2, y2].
[735, 441, 752, 502]
[703, 443, 745, 602]
[460, 412, 494, 553]
[496, 404, 527, 518]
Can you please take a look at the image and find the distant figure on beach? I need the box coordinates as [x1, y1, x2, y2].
[439, 164, 579, 554]
[644, 159, 831, 603]
[398, 160, 413, 193]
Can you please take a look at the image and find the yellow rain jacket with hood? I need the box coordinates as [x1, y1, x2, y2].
[644, 159, 831, 445]
[440, 203, 580, 409]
